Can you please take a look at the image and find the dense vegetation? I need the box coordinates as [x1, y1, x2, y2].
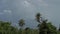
[0, 13, 60, 34]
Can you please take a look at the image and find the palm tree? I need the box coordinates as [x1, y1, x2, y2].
[19, 19, 25, 28]
[19, 19, 25, 34]
[36, 13, 48, 34]
[35, 13, 41, 34]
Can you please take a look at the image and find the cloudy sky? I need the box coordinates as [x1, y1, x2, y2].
[0, 0, 60, 28]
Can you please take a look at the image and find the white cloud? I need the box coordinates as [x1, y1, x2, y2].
[22, 0, 32, 7]
[0, 10, 12, 15]
[3, 10, 12, 14]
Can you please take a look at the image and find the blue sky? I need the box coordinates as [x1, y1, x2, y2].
[0, 0, 60, 28]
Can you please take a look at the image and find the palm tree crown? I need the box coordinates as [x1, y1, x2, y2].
[19, 19, 25, 27]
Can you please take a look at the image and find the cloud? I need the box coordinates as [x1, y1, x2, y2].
[23, 1, 31, 7]
[0, 9, 12, 15]
[3, 10, 12, 14]
[27, 0, 48, 7]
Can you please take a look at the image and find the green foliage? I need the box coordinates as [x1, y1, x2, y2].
[47, 22, 57, 34]
[39, 20, 48, 34]
[38, 20, 57, 34]
[0, 21, 18, 34]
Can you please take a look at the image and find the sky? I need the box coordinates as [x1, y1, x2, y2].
[0, 0, 60, 29]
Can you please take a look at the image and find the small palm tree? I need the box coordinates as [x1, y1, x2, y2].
[19, 19, 25, 28]
[19, 19, 25, 34]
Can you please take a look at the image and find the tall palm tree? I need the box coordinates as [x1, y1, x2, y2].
[36, 13, 48, 34]
[35, 13, 41, 34]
